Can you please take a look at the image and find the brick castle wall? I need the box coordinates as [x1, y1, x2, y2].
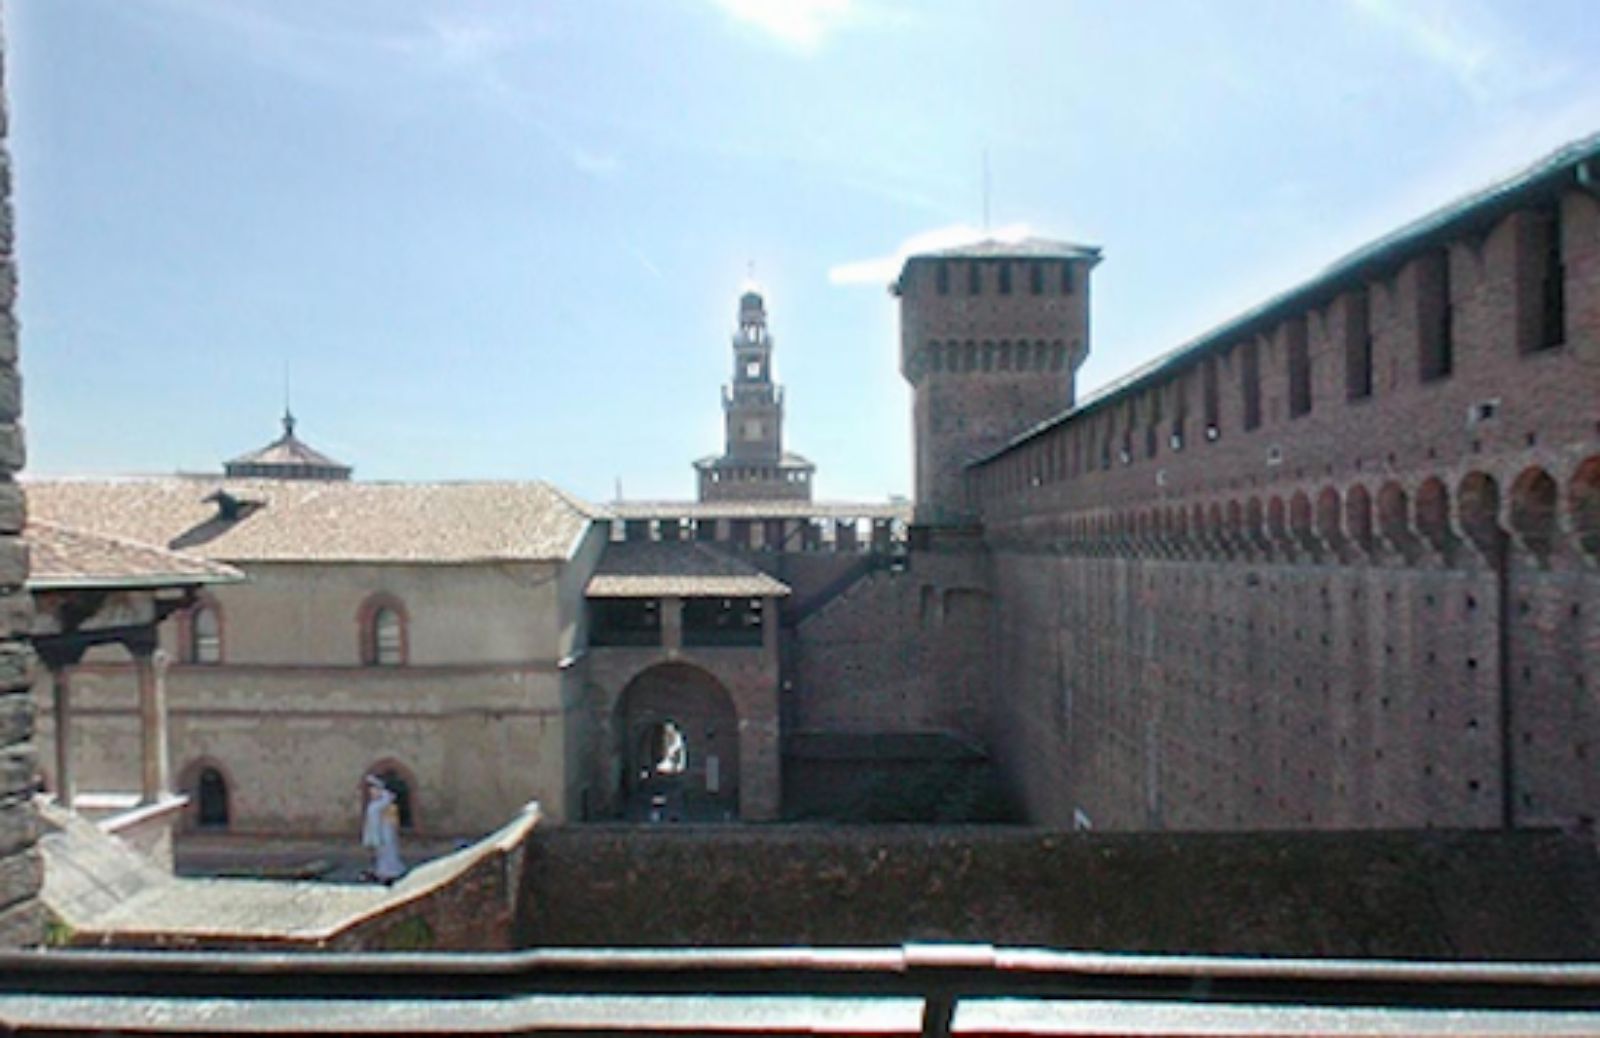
[970, 180, 1600, 832]
[788, 552, 991, 738]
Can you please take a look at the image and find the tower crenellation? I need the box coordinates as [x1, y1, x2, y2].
[895, 238, 1100, 524]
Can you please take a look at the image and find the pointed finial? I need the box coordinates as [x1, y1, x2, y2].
[282, 360, 296, 438]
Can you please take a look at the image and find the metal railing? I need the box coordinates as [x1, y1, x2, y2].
[2, 943, 1599, 1035]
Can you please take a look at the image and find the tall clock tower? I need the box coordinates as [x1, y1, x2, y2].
[695, 288, 815, 502]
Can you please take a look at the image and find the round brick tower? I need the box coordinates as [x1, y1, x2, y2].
[894, 239, 1100, 524]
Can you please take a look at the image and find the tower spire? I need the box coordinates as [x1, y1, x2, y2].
[693, 284, 815, 503]
[282, 361, 296, 439]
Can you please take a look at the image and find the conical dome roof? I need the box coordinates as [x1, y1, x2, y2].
[223, 412, 352, 481]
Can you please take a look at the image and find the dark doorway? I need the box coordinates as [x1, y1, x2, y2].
[376, 767, 414, 830]
[196, 767, 229, 829]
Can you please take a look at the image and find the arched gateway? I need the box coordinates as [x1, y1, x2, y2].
[615, 663, 740, 822]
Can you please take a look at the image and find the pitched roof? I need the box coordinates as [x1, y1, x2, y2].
[25, 520, 242, 591]
[611, 499, 910, 521]
[224, 413, 351, 480]
[226, 435, 348, 472]
[24, 478, 601, 564]
[585, 541, 790, 598]
[908, 236, 1102, 262]
[693, 451, 816, 471]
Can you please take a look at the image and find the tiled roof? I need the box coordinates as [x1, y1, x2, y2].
[693, 451, 816, 471]
[224, 415, 351, 479]
[910, 236, 1102, 262]
[25, 520, 242, 591]
[611, 500, 911, 521]
[585, 541, 790, 598]
[25, 478, 601, 564]
[227, 436, 348, 472]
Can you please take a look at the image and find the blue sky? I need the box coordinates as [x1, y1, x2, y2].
[10, 0, 1600, 502]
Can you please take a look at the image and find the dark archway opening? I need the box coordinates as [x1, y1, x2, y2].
[376, 767, 414, 830]
[616, 663, 739, 823]
[197, 767, 229, 829]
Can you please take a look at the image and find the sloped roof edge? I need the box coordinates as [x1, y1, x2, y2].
[968, 129, 1600, 468]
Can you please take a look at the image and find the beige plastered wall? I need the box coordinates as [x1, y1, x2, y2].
[37, 545, 608, 836]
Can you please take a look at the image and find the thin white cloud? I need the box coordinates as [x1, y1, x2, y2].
[571, 147, 622, 178]
[828, 223, 1035, 287]
[622, 242, 664, 279]
[711, 0, 857, 53]
[1344, 0, 1562, 101]
[1348, 0, 1489, 85]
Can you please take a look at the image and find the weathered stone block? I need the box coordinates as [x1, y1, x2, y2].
[0, 642, 31, 693]
[0, 482, 20, 535]
[0, 589, 28, 637]
[0, 312, 17, 366]
[0, 897, 43, 948]
[0, 793, 36, 858]
[0, 368, 18, 423]
[0, 422, 23, 473]
[0, 745, 32, 795]
[0, 538, 25, 590]
[0, 690, 29, 746]
[0, 843, 38, 911]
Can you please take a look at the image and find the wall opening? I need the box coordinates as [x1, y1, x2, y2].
[1286, 318, 1311, 418]
[1418, 249, 1453, 382]
[1345, 289, 1373, 400]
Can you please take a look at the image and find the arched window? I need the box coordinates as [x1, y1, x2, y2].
[360, 595, 409, 666]
[189, 603, 222, 664]
[197, 767, 229, 829]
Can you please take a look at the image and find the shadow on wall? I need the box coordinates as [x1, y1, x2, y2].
[519, 826, 1600, 959]
[782, 732, 1018, 823]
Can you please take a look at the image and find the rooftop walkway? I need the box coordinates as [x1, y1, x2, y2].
[39, 800, 538, 949]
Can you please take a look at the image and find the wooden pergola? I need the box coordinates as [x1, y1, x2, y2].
[24, 521, 241, 808]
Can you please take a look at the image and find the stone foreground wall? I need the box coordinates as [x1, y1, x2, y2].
[520, 825, 1600, 959]
[0, 6, 39, 949]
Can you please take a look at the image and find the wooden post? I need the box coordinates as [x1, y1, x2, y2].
[135, 646, 171, 804]
[50, 664, 74, 810]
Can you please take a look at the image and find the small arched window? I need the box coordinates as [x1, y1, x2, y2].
[190, 604, 222, 664]
[360, 595, 409, 666]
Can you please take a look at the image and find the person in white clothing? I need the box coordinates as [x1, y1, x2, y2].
[361, 774, 405, 884]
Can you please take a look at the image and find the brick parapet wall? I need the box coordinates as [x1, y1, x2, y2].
[520, 825, 1600, 958]
[970, 181, 1600, 833]
[0, 4, 39, 948]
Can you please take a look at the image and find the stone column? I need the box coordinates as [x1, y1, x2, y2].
[0, 11, 41, 948]
[134, 646, 170, 804]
